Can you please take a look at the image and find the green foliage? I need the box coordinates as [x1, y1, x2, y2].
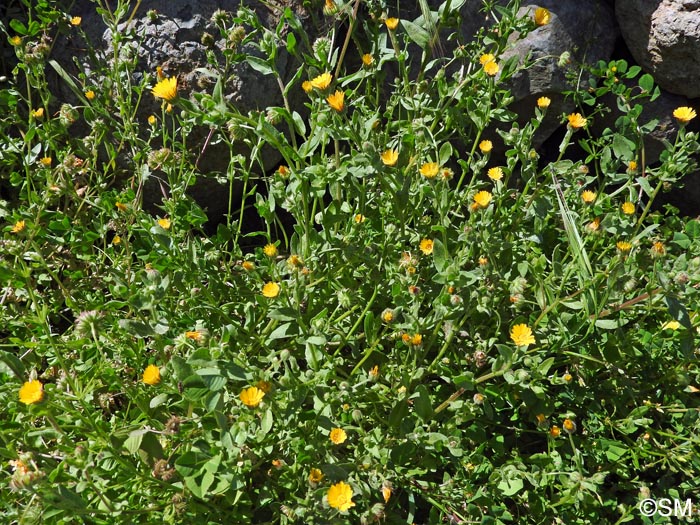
[1, 1, 699, 524]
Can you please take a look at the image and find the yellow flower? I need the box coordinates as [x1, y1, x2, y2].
[563, 418, 576, 434]
[287, 254, 303, 267]
[537, 96, 551, 109]
[616, 240, 632, 253]
[362, 53, 374, 66]
[478, 256, 488, 266]
[587, 217, 601, 232]
[19, 380, 43, 405]
[84, 90, 95, 100]
[31, 108, 44, 118]
[382, 482, 392, 503]
[567, 112, 587, 129]
[563, 373, 573, 383]
[277, 165, 290, 177]
[241, 260, 255, 271]
[185, 330, 204, 342]
[419, 238, 434, 255]
[673, 106, 696, 124]
[330, 427, 347, 444]
[621, 201, 635, 215]
[310, 72, 332, 90]
[420, 162, 439, 179]
[11, 220, 26, 233]
[487, 167, 503, 181]
[385, 17, 399, 31]
[263, 243, 278, 257]
[510, 323, 536, 347]
[240, 386, 265, 407]
[483, 61, 499, 76]
[10, 35, 22, 46]
[262, 282, 281, 298]
[473, 190, 492, 209]
[534, 7, 550, 26]
[628, 160, 638, 172]
[151, 77, 178, 102]
[581, 190, 596, 204]
[354, 213, 365, 224]
[166, 103, 173, 113]
[39, 157, 52, 167]
[324, 0, 338, 15]
[549, 425, 561, 438]
[479, 140, 493, 153]
[309, 468, 324, 483]
[327, 481, 355, 512]
[142, 364, 161, 385]
[112, 235, 121, 245]
[157, 217, 171, 229]
[369, 365, 380, 379]
[411, 333, 423, 346]
[148, 115, 157, 125]
[536, 413, 547, 426]
[651, 241, 666, 257]
[381, 149, 399, 166]
[479, 53, 495, 65]
[381, 308, 394, 323]
[662, 320, 680, 331]
[302, 80, 313, 93]
[326, 90, 345, 112]
[70, 16, 82, 26]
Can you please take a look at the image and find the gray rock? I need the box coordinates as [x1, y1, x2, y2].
[616, 0, 700, 98]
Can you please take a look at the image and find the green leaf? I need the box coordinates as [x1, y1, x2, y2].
[432, 238, 448, 272]
[414, 385, 434, 421]
[401, 19, 430, 49]
[638, 73, 654, 92]
[246, 56, 274, 76]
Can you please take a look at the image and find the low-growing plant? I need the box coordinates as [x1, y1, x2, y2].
[1, 0, 699, 523]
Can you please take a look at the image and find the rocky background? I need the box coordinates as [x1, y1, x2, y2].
[2, 0, 700, 219]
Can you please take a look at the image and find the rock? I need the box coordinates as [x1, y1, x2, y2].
[616, 0, 700, 98]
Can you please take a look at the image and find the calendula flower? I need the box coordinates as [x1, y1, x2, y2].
[240, 386, 265, 407]
[262, 282, 281, 298]
[616, 240, 632, 253]
[651, 241, 666, 257]
[84, 90, 95, 100]
[420, 162, 439, 179]
[381, 309, 394, 323]
[534, 7, 550, 26]
[19, 380, 43, 405]
[70, 16, 82, 26]
[537, 96, 551, 108]
[479, 53, 495, 65]
[510, 323, 536, 347]
[479, 140, 493, 153]
[567, 112, 587, 129]
[151, 77, 178, 102]
[330, 428, 347, 444]
[410, 333, 422, 346]
[323, 0, 338, 15]
[369, 365, 380, 379]
[185, 330, 204, 342]
[621, 201, 635, 215]
[39, 157, 52, 167]
[142, 364, 161, 385]
[309, 468, 324, 483]
[277, 165, 290, 177]
[662, 320, 680, 330]
[581, 190, 596, 204]
[563, 373, 573, 383]
[473, 190, 492, 209]
[31, 108, 44, 118]
[441, 167, 453, 180]
[673, 106, 696, 124]
[157, 217, 171, 229]
[381, 149, 399, 166]
[483, 61, 499, 76]
[362, 53, 374, 66]
[148, 115, 156, 125]
[112, 235, 121, 245]
[302, 80, 313, 93]
[241, 260, 255, 271]
[628, 160, 638, 171]
[326, 90, 345, 112]
[487, 167, 503, 181]
[385, 17, 399, 31]
[382, 482, 392, 503]
[11, 220, 26, 233]
[263, 243, 278, 257]
[10, 35, 22, 46]
[327, 481, 355, 511]
[478, 256, 488, 266]
[550, 425, 561, 438]
[419, 238, 434, 255]
[310, 72, 332, 90]
[587, 217, 601, 232]
[536, 413, 547, 426]
[563, 418, 576, 434]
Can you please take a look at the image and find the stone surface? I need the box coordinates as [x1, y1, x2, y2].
[616, 0, 700, 98]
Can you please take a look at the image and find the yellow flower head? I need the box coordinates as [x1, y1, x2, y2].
[479, 53, 495, 65]
[85, 90, 95, 100]
[112, 235, 121, 245]
[185, 330, 205, 342]
[10, 35, 22, 46]
[40, 157, 52, 167]
[479, 140, 493, 153]
[420, 162, 439, 179]
[534, 7, 550, 26]
[11, 220, 26, 233]
[142, 364, 161, 385]
[563, 373, 573, 383]
[241, 260, 255, 271]
[487, 167, 503, 181]
[563, 418, 576, 434]
[148, 115, 157, 125]
[324, 0, 338, 15]
[151, 77, 178, 102]
[567, 112, 587, 129]
[262, 282, 280, 298]
[587, 217, 601, 232]
[70, 16, 82, 26]
[483, 61, 499, 76]
[581, 190, 596, 204]
[330, 427, 347, 444]
[411, 333, 423, 346]
[309, 468, 324, 483]
[628, 160, 638, 172]
[381, 308, 394, 323]
[662, 320, 680, 331]
[263, 243, 278, 257]
[385, 17, 399, 31]
[616, 240, 632, 253]
[32, 108, 44, 118]
[621, 201, 635, 215]
[473, 190, 492, 209]
[369, 365, 380, 379]
[510, 323, 536, 347]
[19, 380, 44, 405]
[478, 256, 488, 266]
[537, 96, 551, 109]
[673, 106, 696, 124]
[327, 481, 355, 511]
[310, 72, 332, 90]
[651, 241, 666, 257]
[362, 53, 374, 67]
[326, 90, 345, 112]
[382, 482, 392, 503]
[302, 80, 313, 93]
[277, 165, 290, 177]
[157, 217, 171, 229]
[419, 238, 434, 255]
[550, 425, 561, 438]
[354, 213, 366, 224]
[381, 149, 399, 166]
[287, 254, 303, 267]
[240, 386, 265, 407]
[536, 413, 547, 425]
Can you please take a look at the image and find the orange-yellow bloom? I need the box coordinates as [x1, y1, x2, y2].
[327, 481, 355, 511]
[381, 149, 399, 166]
[567, 113, 587, 129]
[142, 364, 161, 385]
[534, 7, 550, 26]
[487, 167, 503, 181]
[330, 427, 347, 444]
[19, 380, 44, 405]
[537, 96, 551, 108]
[310, 72, 332, 90]
[262, 282, 281, 298]
[479, 140, 493, 153]
[473, 190, 492, 209]
[420, 162, 439, 179]
[581, 190, 596, 204]
[510, 324, 536, 347]
[673, 106, 696, 124]
[240, 386, 265, 407]
[385, 18, 399, 31]
[419, 238, 434, 255]
[151, 77, 178, 102]
[326, 90, 345, 112]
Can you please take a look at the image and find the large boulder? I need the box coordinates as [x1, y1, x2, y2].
[616, 0, 700, 98]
